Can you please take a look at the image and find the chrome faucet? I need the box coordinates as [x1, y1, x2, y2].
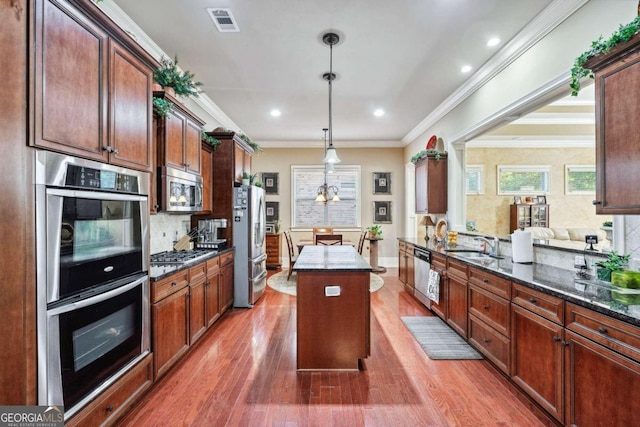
[475, 236, 499, 257]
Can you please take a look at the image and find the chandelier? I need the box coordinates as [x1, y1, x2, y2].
[315, 32, 341, 203]
[316, 128, 340, 203]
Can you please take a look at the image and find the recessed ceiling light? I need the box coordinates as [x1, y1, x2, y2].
[461, 65, 472, 73]
[487, 37, 500, 47]
[374, 109, 385, 117]
[270, 109, 281, 117]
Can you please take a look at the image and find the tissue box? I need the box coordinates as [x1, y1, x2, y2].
[611, 270, 640, 289]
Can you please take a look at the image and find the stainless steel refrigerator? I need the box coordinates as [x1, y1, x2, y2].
[233, 185, 267, 307]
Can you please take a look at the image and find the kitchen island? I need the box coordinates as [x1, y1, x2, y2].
[293, 245, 373, 370]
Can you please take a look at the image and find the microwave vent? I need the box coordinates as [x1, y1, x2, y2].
[207, 8, 239, 32]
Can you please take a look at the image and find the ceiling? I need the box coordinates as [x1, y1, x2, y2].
[109, 0, 581, 146]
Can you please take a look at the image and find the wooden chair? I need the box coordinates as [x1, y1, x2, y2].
[315, 233, 343, 246]
[312, 227, 333, 240]
[284, 231, 298, 280]
[357, 230, 368, 255]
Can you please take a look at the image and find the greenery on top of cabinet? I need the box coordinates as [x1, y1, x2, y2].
[202, 131, 221, 150]
[153, 56, 202, 97]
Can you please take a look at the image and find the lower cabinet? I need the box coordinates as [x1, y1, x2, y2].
[219, 251, 234, 313]
[188, 263, 208, 344]
[205, 256, 221, 327]
[446, 259, 468, 338]
[429, 252, 447, 320]
[398, 241, 414, 292]
[152, 284, 190, 380]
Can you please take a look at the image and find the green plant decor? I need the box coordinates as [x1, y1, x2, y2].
[570, 16, 640, 96]
[152, 97, 173, 118]
[367, 225, 382, 238]
[602, 221, 613, 227]
[238, 132, 261, 152]
[595, 250, 631, 281]
[411, 149, 446, 163]
[242, 171, 250, 180]
[201, 131, 221, 150]
[153, 56, 202, 97]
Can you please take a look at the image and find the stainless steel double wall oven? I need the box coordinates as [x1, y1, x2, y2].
[35, 151, 150, 420]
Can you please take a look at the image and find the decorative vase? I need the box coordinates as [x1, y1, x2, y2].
[597, 268, 612, 282]
[242, 178, 250, 186]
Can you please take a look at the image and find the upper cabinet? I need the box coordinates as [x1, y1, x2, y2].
[586, 33, 640, 214]
[414, 153, 448, 214]
[32, 0, 154, 172]
[154, 90, 205, 175]
[210, 130, 254, 184]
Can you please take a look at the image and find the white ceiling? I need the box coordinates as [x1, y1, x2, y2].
[109, 0, 581, 146]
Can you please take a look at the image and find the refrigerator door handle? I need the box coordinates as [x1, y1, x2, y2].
[253, 253, 267, 264]
[253, 269, 268, 282]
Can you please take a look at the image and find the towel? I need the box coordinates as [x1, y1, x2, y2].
[427, 269, 440, 303]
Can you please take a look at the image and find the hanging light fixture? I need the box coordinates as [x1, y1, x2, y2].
[316, 128, 340, 203]
[322, 32, 341, 164]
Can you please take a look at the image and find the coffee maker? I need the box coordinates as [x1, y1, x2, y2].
[196, 219, 228, 250]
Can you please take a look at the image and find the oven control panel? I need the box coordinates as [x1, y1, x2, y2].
[65, 165, 139, 193]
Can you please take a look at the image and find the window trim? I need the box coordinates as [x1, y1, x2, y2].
[290, 164, 361, 228]
[565, 164, 596, 195]
[497, 165, 550, 195]
[466, 164, 484, 195]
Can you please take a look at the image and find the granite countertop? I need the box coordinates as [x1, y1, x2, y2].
[398, 237, 640, 328]
[293, 245, 372, 272]
[149, 247, 235, 281]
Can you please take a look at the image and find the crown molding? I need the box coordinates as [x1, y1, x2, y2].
[467, 135, 594, 148]
[258, 139, 404, 149]
[401, 0, 589, 145]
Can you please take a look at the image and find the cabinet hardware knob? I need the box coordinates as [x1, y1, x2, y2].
[105, 405, 114, 412]
[103, 146, 112, 153]
[562, 341, 570, 347]
[592, 200, 602, 205]
[553, 336, 561, 342]
[154, 204, 160, 210]
[171, 281, 177, 287]
[483, 278, 489, 283]
[598, 326, 608, 334]
[113, 148, 119, 154]
[529, 297, 537, 304]
[483, 338, 490, 344]
[483, 304, 489, 310]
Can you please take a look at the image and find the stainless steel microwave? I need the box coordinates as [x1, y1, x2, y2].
[159, 166, 203, 213]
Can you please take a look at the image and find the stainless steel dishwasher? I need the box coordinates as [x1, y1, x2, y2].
[413, 246, 431, 309]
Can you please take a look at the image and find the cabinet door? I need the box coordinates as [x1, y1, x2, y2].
[414, 155, 448, 214]
[405, 250, 415, 293]
[398, 248, 407, 284]
[205, 266, 221, 327]
[511, 304, 564, 422]
[220, 255, 234, 312]
[234, 143, 245, 182]
[564, 330, 640, 427]
[446, 275, 468, 338]
[243, 148, 252, 178]
[164, 108, 187, 170]
[152, 286, 190, 379]
[184, 118, 201, 174]
[200, 144, 213, 213]
[109, 40, 152, 172]
[531, 204, 548, 228]
[189, 277, 207, 345]
[34, 0, 108, 160]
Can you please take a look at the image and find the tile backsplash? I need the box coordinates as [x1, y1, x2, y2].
[149, 213, 192, 254]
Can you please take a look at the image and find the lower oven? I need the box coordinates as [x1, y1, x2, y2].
[413, 247, 432, 309]
[40, 274, 150, 420]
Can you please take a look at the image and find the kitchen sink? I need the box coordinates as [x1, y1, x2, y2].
[446, 250, 504, 260]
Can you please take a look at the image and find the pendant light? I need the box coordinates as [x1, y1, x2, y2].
[316, 128, 340, 203]
[322, 32, 341, 164]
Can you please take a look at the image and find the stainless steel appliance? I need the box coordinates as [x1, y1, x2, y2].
[414, 246, 432, 309]
[196, 218, 228, 250]
[233, 185, 267, 307]
[159, 166, 203, 213]
[35, 151, 150, 420]
[150, 249, 214, 265]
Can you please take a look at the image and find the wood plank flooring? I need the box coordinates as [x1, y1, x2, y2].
[119, 269, 547, 426]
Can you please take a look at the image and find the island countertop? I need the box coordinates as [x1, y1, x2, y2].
[293, 245, 373, 272]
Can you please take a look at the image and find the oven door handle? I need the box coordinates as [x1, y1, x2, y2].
[47, 188, 148, 202]
[47, 275, 148, 316]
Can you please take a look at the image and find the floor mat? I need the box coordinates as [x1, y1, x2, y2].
[401, 316, 483, 360]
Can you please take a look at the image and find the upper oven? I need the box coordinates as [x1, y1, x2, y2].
[35, 151, 150, 303]
[159, 166, 203, 213]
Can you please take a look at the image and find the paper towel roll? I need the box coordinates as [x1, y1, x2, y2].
[511, 229, 533, 263]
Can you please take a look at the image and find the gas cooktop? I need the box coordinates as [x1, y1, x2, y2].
[150, 249, 214, 266]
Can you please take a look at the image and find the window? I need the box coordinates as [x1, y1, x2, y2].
[291, 165, 360, 227]
[565, 165, 595, 194]
[497, 165, 550, 195]
[466, 165, 484, 194]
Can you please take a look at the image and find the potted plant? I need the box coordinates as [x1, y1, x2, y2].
[595, 250, 631, 282]
[153, 55, 202, 97]
[367, 225, 382, 239]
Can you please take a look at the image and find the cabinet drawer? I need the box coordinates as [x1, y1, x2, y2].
[431, 252, 446, 271]
[189, 262, 207, 283]
[468, 284, 510, 337]
[512, 283, 564, 325]
[447, 258, 468, 280]
[66, 354, 153, 427]
[469, 266, 511, 299]
[468, 315, 510, 374]
[566, 302, 640, 363]
[206, 255, 220, 272]
[151, 270, 189, 303]
[220, 251, 234, 266]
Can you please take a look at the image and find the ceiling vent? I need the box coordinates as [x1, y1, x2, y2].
[207, 8, 239, 32]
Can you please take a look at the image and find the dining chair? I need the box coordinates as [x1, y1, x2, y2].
[357, 229, 368, 255]
[315, 233, 343, 245]
[284, 231, 298, 280]
[312, 227, 333, 240]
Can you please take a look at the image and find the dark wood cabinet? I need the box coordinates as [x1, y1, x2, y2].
[414, 153, 448, 214]
[209, 131, 254, 246]
[205, 257, 221, 327]
[511, 303, 564, 423]
[33, 0, 153, 172]
[188, 263, 207, 345]
[509, 204, 549, 233]
[429, 252, 447, 320]
[219, 251, 235, 313]
[585, 33, 640, 213]
[154, 91, 205, 175]
[398, 241, 414, 292]
[446, 259, 468, 338]
[200, 143, 213, 213]
[266, 233, 282, 269]
[152, 281, 190, 380]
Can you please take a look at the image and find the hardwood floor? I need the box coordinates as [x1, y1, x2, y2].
[119, 269, 547, 426]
